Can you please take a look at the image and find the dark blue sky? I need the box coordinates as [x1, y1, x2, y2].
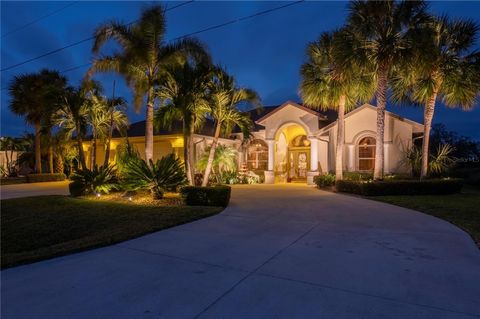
[2, 1, 480, 139]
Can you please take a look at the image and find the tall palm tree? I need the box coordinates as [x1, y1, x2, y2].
[201, 69, 259, 186]
[300, 31, 374, 181]
[8, 69, 67, 173]
[392, 16, 480, 178]
[89, 5, 210, 163]
[155, 62, 212, 184]
[344, 0, 428, 179]
[88, 95, 110, 168]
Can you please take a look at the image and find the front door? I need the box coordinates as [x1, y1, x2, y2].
[287, 148, 310, 182]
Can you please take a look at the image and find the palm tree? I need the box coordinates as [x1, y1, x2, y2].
[88, 94, 110, 168]
[201, 69, 258, 186]
[103, 96, 129, 167]
[300, 31, 374, 181]
[89, 5, 210, 163]
[0, 137, 23, 176]
[155, 62, 212, 184]
[8, 69, 67, 173]
[392, 16, 480, 178]
[344, 0, 428, 179]
[54, 85, 90, 170]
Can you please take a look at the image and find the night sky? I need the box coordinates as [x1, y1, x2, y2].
[1, 1, 480, 139]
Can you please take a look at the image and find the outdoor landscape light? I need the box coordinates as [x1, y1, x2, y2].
[128, 196, 133, 201]
[96, 193, 101, 198]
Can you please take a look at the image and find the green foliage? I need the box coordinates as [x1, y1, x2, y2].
[121, 153, 187, 199]
[403, 144, 455, 177]
[314, 173, 336, 188]
[343, 172, 374, 181]
[197, 145, 237, 183]
[115, 141, 142, 174]
[180, 185, 231, 206]
[69, 165, 119, 196]
[336, 179, 463, 196]
[26, 173, 66, 183]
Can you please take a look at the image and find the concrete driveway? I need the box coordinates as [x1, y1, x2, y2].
[2, 184, 479, 318]
[0, 181, 70, 199]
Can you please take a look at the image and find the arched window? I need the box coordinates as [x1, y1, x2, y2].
[290, 135, 310, 147]
[247, 139, 268, 171]
[358, 137, 376, 171]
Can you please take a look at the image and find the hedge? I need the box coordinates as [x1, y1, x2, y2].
[26, 173, 66, 183]
[180, 185, 231, 207]
[336, 179, 463, 196]
[69, 181, 85, 197]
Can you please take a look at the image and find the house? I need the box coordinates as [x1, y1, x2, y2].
[82, 101, 424, 184]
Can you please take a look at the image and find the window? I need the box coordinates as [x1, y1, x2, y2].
[290, 135, 310, 148]
[247, 139, 268, 171]
[358, 137, 375, 171]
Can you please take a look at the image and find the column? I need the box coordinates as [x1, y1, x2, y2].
[307, 136, 319, 185]
[264, 139, 275, 184]
[384, 143, 390, 174]
[347, 144, 355, 171]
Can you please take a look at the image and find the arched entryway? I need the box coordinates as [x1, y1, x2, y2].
[262, 122, 319, 184]
[274, 123, 311, 183]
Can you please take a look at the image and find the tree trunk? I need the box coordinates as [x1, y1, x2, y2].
[335, 96, 346, 181]
[34, 123, 42, 173]
[76, 123, 87, 170]
[104, 80, 116, 168]
[420, 91, 438, 179]
[104, 116, 113, 167]
[47, 130, 54, 173]
[202, 123, 222, 186]
[188, 116, 196, 184]
[145, 87, 154, 163]
[374, 67, 388, 180]
[55, 155, 64, 174]
[91, 128, 96, 169]
[183, 130, 193, 185]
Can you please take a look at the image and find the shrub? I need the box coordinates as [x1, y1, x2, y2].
[314, 173, 336, 188]
[121, 154, 187, 199]
[26, 173, 66, 183]
[69, 165, 119, 197]
[336, 178, 463, 196]
[343, 172, 373, 181]
[180, 185, 231, 206]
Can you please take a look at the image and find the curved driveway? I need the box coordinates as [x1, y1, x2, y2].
[2, 184, 480, 318]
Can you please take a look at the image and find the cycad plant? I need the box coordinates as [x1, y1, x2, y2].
[201, 68, 258, 186]
[69, 164, 119, 196]
[90, 5, 210, 163]
[392, 15, 480, 179]
[122, 153, 187, 199]
[300, 30, 374, 181]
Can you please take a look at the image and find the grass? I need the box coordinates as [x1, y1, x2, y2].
[371, 186, 480, 246]
[1, 195, 223, 268]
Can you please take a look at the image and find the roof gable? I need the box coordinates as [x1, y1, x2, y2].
[255, 101, 327, 124]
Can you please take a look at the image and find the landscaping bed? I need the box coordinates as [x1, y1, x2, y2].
[1, 195, 223, 268]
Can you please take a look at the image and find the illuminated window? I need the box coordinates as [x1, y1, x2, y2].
[290, 135, 310, 147]
[358, 137, 375, 171]
[247, 139, 268, 171]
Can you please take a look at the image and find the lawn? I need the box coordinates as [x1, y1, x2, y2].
[1, 195, 223, 268]
[372, 186, 480, 246]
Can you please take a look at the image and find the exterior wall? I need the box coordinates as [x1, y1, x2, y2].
[325, 105, 420, 174]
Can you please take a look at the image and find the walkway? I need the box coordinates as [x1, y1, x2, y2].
[1, 181, 69, 199]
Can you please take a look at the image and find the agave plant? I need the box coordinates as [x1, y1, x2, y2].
[122, 153, 187, 199]
[69, 164, 119, 196]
